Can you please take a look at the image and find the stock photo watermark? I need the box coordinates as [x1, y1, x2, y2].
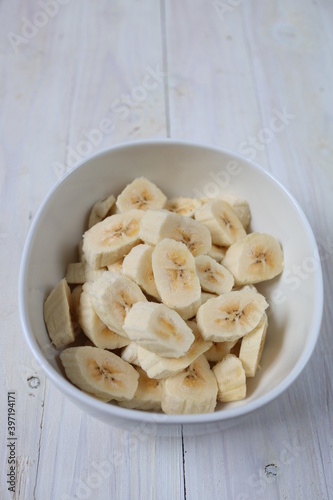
[7, 0, 71, 53]
[53, 63, 165, 179]
[238, 107, 296, 161]
[7, 391, 17, 493]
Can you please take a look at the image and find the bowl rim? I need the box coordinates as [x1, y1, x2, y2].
[18, 138, 324, 425]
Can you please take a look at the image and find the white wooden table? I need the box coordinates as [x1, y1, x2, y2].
[1, 1, 332, 499]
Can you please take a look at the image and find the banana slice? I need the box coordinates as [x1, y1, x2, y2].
[88, 271, 147, 336]
[79, 284, 130, 349]
[205, 340, 238, 363]
[116, 177, 167, 212]
[222, 232, 284, 285]
[60, 346, 139, 401]
[66, 262, 106, 284]
[195, 255, 234, 295]
[200, 291, 218, 305]
[207, 244, 228, 262]
[43, 278, 76, 349]
[118, 367, 162, 411]
[88, 194, 116, 229]
[123, 301, 195, 358]
[122, 244, 160, 300]
[165, 197, 203, 217]
[107, 258, 124, 273]
[139, 209, 211, 256]
[161, 355, 218, 414]
[136, 321, 212, 379]
[152, 238, 201, 320]
[197, 290, 268, 342]
[194, 199, 246, 246]
[239, 313, 268, 376]
[121, 342, 140, 366]
[83, 209, 144, 269]
[220, 194, 251, 229]
[212, 354, 246, 402]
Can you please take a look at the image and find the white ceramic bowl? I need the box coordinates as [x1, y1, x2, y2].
[19, 140, 323, 434]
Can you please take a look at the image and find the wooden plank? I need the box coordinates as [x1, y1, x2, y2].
[165, 1, 332, 499]
[0, 1, 183, 500]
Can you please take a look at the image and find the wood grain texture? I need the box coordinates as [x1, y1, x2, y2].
[0, 0, 332, 499]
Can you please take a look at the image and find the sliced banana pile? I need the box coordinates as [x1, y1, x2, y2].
[43, 176, 284, 415]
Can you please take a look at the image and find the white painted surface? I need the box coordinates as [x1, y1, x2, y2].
[1, 1, 332, 499]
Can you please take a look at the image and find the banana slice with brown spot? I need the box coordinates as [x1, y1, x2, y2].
[88, 271, 147, 336]
[135, 321, 212, 379]
[195, 255, 234, 295]
[222, 232, 284, 285]
[197, 290, 268, 342]
[116, 177, 167, 212]
[166, 197, 203, 217]
[79, 284, 130, 349]
[220, 194, 251, 229]
[152, 238, 201, 320]
[83, 209, 144, 269]
[139, 209, 212, 256]
[195, 199, 246, 246]
[123, 301, 195, 358]
[60, 346, 139, 402]
[161, 355, 218, 414]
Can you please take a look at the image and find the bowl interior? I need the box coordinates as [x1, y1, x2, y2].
[19, 140, 323, 424]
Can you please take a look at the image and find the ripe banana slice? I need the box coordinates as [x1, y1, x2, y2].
[161, 355, 218, 414]
[121, 342, 140, 366]
[66, 262, 106, 284]
[122, 244, 160, 300]
[222, 232, 284, 285]
[152, 238, 201, 320]
[194, 199, 246, 246]
[60, 346, 139, 402]
[200, 291, 218, 305]
[88, 271, 147, 336]
[118, 367, 162, 411]
[43, 278, 76, 349]
[123, 301, 195, 358]
[212, 354, 246, 402]
[239, 313, 268, 376]
[205, 340, 238, 363]
[165, 197, 203, 217]
[83, 209, 144, 269]
[220, 194, 251, 229]
[116, 177, 167, 212]
[207, 244, 228, 262]
[136, 321, 212, 379]
[107, 258, 124, 273]
[88, 194, 116, 229]
[79, 284, 130, 349]
[195, 255, 234, 295]
[197, 290, 268, 342]
[139, 209, 212, 256]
